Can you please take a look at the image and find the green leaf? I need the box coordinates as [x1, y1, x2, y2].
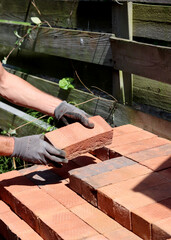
[31, 17, 41, 25]
[68, 84, 74, 89]
[59, 77, 74, 90]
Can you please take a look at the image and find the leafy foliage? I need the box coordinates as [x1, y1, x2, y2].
[31, 17, 41, 25]
[59, 77, 74, 90]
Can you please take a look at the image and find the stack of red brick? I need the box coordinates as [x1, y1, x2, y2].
[0, 116, 170, 240]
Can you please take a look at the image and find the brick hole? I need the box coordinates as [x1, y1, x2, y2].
[90, 147, 122, 161]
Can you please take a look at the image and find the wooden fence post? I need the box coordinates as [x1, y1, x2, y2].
[112, 1, 133, 105]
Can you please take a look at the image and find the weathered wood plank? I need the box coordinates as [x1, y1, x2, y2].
[110, 37, 171, 84]
[0, 0, 30, 22]
[26, 27, 113, 66]
[0, 102, 51, 136]
[133, 4, 171, 41]
[0, 22, 113, 66]
[5, 67, 171, 140]
[133, 75, 171, 112]
[115, 103, 171, 140]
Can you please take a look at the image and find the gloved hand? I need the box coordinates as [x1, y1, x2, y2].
[54, 101, 94, 128]
[11, 134, 67, 165]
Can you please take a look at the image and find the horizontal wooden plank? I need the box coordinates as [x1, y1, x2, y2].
[0, 22, 113, 66]
[134, 21, 171, 42]
[133, 4, 171, 41]
[110, 37, 171, 84]
[0, 0, 30, 22]
[133, 4, 171, 23]
[0, 102, 52, 136]
[133, 75, 171, 112]
[115, 103, 171, 140]
[5, 67, 171, 140]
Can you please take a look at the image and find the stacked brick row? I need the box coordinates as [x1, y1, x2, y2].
[0, 164, 142, 239]
[69, 124, 171, 240]
[0, 116, 170, 239]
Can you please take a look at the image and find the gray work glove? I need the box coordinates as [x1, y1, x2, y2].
[54, 101, 94, 128]
[11, 134, 68, 165]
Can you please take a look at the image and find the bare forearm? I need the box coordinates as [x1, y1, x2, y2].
[0, 136, 14, 156]
[0, 64, 62, 116]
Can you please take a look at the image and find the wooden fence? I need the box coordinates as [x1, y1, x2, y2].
[0, 0, 171, 139]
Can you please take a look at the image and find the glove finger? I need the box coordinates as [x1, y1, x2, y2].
[65, 112, 94, 129]
[61, 116, 70, 126]
[45, 142, 66, 158]
[45, 151, 68, 163]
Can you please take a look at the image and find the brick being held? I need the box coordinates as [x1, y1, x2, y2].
[45, 115, 113, 160]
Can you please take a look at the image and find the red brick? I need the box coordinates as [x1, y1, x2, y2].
[85, 164, 151, 189]
[152, 217, 171, 240]
[0, 179, 99, 240]
[15, 188, 66, 219]
[108, 130, 156, 148]
[71, 203, 121, 235]
[114, 182, 171, 230]
[40, 210, 99, 240]
[97, 174, 170, 229]
[72, 153, 102, 167]
[19, 165, 85, 209]
[45, 115, 113, 160]
[112, 137, 169, 155]
[142, 155, 171, 171]
[113, 124, 143, 137]
[69, 157, 135, 206]
[132, 198, 171, 239]
[105, 227, 142, 240]
[0, 201, 42, 240]
[69, 156, 135, 180]
[42, 181, 87, 209]
[127, 144, 171, 162]
[0, 170, 37, 195]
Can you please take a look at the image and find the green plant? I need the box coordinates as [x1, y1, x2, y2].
[59, 77, 75, 90]
[2, 17, 42, 65]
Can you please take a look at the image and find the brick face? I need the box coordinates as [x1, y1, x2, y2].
[45, 115, 113, 160]
[127, 144, 171, 162]
[112, 137, 169, 155]
[0, 200, 42, 240]
[132, 198, 171, 239]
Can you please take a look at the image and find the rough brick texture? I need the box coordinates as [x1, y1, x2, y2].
[69, 157, 135, 205]
[0, 123, 170, 240]
[0, 200, 42, 240]
[127, 144, 171, 162]
[45, 115, 113, 160]
[132, 198, 171, 239]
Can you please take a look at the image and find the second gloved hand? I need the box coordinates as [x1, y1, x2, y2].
[54, 101, 94, 128]
[11, 134, 68, 165]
